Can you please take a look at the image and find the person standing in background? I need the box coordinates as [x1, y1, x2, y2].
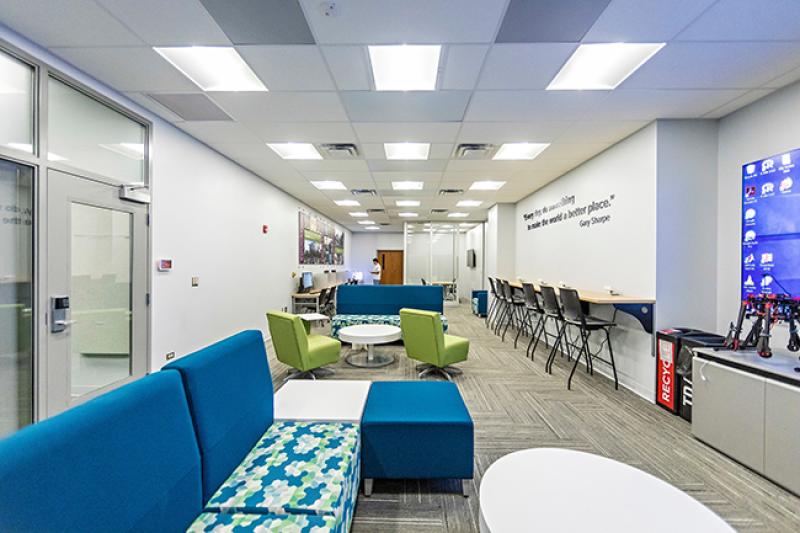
[371, 257, 382, 285]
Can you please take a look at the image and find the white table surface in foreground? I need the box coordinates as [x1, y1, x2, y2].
[274, 380, 372, 423]
[479, 448, 734, 533]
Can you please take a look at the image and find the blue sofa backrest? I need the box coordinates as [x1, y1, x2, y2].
[0, 372, 201, 533]
[337, 284, 444, 315]
[163, 330, 274, 503]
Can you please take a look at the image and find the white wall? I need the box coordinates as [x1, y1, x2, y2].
[656, 120, 719, 332]
[0, 27, 352, 373]
[350, 232, 402, 281]
[485, 203, 515, 280]
[716, 81, 800, 343]
[457, 224, 485, 301]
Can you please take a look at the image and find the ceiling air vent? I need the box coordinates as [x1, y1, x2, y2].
[367, 208, 385, 213]
[438, 188, 464, 195]
[351, 188, 377, 196]
[319, 143, 359, 159]
[431, 208, 448, 214]
[454, 143, 494, 159]
[379, 223, 391, 226]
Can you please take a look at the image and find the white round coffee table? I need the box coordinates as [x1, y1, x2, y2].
[479, 448, 735, 533]
[338, 324, 402, 368]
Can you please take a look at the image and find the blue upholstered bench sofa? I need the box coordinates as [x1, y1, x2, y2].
[0, 330, 359, 533]
[333, 284, 448, 337]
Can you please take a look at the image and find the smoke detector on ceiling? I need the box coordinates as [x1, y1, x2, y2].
[454, 143, 495, 159]
[319, 143, 359, 159]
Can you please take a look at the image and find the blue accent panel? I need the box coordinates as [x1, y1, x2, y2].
[613, 303, 654, 334]
[0, 372, 202, 533]
[164, 330, 274, 503]
[361, 381, 473, 480]
[337, 285, 444, 315]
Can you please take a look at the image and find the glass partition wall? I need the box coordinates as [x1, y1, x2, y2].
[404, 223, 460, 301]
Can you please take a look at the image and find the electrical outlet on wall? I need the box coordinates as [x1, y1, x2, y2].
[191, 276, 199, 287]
[165, 351, 175, 361]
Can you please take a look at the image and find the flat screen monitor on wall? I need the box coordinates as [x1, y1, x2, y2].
[741, 148, 800, 298]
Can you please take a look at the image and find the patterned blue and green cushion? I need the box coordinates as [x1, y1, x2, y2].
[188, 512, 337, 532]
[331, 314, 448, 338]
[205, 421, 360, 532]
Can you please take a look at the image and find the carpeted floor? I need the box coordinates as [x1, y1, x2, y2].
[267, 304, 800, 533]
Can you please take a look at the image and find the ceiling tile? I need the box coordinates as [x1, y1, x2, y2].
[372, 171, 443, 182]
[623, 42, 800, 90]
[123, 91, 185, 122]
[340, 91, 471, 122]
[96, 0, 231, 45]
[600, 89, 748, 120]
[300, 0, 509, 44]
[210, 92, 348, 122]
[177, 121, 262, 144]
[352, 122, 461, 143]
[763, 66, 800, 90]
[247, 122, 356, 143]
[361, 143, 453, 160]
[534, 142, 612, 162]
[465, 90, 609, 121]
[554, 120, 649, 143]
[496, 0, 611, 43]
[148, 93, 232, 121]
[368, 160, 448, 172]
[441, 45, 490, 90]
[676, 0, 800, 41]
[457, 121, 572, 143]
[288, 159, 369, 172]
[703, 89, 776, 119]
[476, 43, 577, 89]
[52, 47, 199, 92]
[236, 45, 335, 91]
[0, 0, 144, 46]
[199, 0, 314, 44]
[582, 0, 717, 42]
[321, 46, 371, 90]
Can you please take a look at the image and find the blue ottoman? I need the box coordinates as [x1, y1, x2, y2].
[361, 381, 474, 496]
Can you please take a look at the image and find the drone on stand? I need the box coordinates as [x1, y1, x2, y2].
[724, 293, 800, 358]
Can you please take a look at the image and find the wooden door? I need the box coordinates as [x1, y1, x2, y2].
[378, 250, 404, 285]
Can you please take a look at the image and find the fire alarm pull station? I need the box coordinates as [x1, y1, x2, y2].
[50, 295, 73, 333]
[158, 259, 173, 272]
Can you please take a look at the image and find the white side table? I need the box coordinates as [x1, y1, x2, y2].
[274, 380, 371, 423]
[479, 448, 735, 533]
[338, 324, 402, 368]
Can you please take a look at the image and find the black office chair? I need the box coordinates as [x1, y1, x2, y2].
[516, 282, 545, 356]
[559, 287, 619, 390]
[486, 277, 500, 328]
[536, 285, 570, 369]
[326, 285, 337, 315]
[316, 287, 330, 315]
[500, 280, 525, 342]
[491, 278, 509, 335]
[421, 278, 428, 285]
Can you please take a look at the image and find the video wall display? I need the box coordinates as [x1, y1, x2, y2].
[741, 148, 800, 298]
[298, 211, 344, 265]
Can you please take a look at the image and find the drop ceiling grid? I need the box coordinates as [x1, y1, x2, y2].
[5, 0, 800, 231]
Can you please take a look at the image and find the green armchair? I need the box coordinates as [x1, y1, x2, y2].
[399, 308, 469, 380]
[266, 311, 341, 381]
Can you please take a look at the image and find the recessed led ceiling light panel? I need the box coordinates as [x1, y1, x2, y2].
[268, 143, 322, 160]
[493, 142, 550, 160]
[469, 181, 506, 191]
[335, 199, 360, 206]
[448, 212, 469, 218]
[365, 226, 380, 230]
[396, 200, 421, 207]
[349, 212, 368, 217]
[368, 45, 441, 91]
[358, 220, 376, 225]
[384, 142, 430, 160]
[398, 212, 419, 218]
[154, 46, 267, 92]
[547, 43, 665, 91]
[392, 181, 424, 191]
[310, 180, 346, 190]
[456, 200, 483, 207]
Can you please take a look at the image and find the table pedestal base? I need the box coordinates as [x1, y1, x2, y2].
[346, 344, 395, 368]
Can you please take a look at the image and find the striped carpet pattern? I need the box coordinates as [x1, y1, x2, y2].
[267, 304, 800, 533]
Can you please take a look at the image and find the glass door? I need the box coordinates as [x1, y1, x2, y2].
[0, 159, 34, 437]
[45, 169, 148, 416]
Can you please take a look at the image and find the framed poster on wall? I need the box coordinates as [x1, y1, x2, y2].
[298, 211, 344, 265]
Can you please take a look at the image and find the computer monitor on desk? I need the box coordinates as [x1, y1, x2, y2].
[300, 271, 314, 293]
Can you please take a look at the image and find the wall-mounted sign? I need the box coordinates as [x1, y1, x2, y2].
[521, 193, 616, 232]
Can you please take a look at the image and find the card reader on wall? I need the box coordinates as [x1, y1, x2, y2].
[50, 295, 74, 333]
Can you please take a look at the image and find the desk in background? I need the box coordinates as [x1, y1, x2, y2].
[508, 280, 655, 333]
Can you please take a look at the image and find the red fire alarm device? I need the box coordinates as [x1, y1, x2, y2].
[157, 259, 173, 272]
[262, 224, 269, 234]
